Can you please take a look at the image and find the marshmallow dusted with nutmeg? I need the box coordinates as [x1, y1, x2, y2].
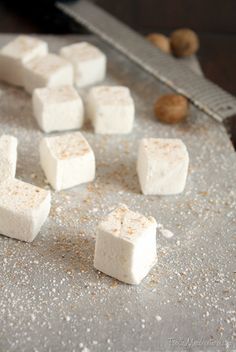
[0, 35, 48, 87]
[0, 178, 51, 242]
[87, 86, 135, 134]
[60, 42, 106, 87]
[0, 135, 17, 182]
[94, 204, 157, 285]
[40, 132, 95, 191]
[137, 138, 189, 195]
[33, 86, 84, 133]
[23, 53, 73, 94]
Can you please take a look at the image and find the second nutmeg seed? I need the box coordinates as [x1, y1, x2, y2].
[170, 28, 199, 57]
[146, 33, 171, 54]
[146, 28, 199, 58]
[154, 94, 189, 124]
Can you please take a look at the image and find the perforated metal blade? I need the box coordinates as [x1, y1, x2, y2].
[57, 0, 236, 123]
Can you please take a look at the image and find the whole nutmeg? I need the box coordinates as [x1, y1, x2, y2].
[154, 94, 188, 124]
[146, 33, 171, 54]
[170, 28, 199, 57]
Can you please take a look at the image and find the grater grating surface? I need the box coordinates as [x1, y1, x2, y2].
[57, 0, 236, 123]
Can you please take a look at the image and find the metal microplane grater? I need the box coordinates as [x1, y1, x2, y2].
[57, 0, 236, 123]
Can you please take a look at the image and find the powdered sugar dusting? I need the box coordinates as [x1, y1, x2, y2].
[161, 228, 174, 239]
[0, 34, 235, 352]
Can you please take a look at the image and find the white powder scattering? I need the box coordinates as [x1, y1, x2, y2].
[156, 223, 163, 230]
[82, 348, 90, 352]
[160, 229, 174, 239]
[0, 35, 235, 352]
[155, 315, 162, 321]
[157, 223, 174, 238]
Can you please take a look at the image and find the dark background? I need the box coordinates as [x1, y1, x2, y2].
[0, 0, 236, 144]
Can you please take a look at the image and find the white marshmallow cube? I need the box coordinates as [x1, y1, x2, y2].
[94, 204, 157, 285]
[60, 42, 106, 88]
[87, 86, 135, 134]
[137, 138, 189, 195]
[33, 86, 84, 133]
[23, 53, 73, 94]
[0, 135, 17, 182]
[0, 178, 51, 242]
[40, 132, 95, 191]
[0, 35, 48, 87]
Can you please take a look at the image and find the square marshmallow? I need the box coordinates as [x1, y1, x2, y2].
[60, 42, 106, 88]
[94, 204, 157, 285]
[0, 35, 48, 87]
[23, 54, 73, 94]
[137, 138, 189, 195]
[0, 135, 17, 182]
[33, 86, 84, 133]
[0, 178, 51, 242]
[40, 132, 95, 191]
[87, 86, 135, 134]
